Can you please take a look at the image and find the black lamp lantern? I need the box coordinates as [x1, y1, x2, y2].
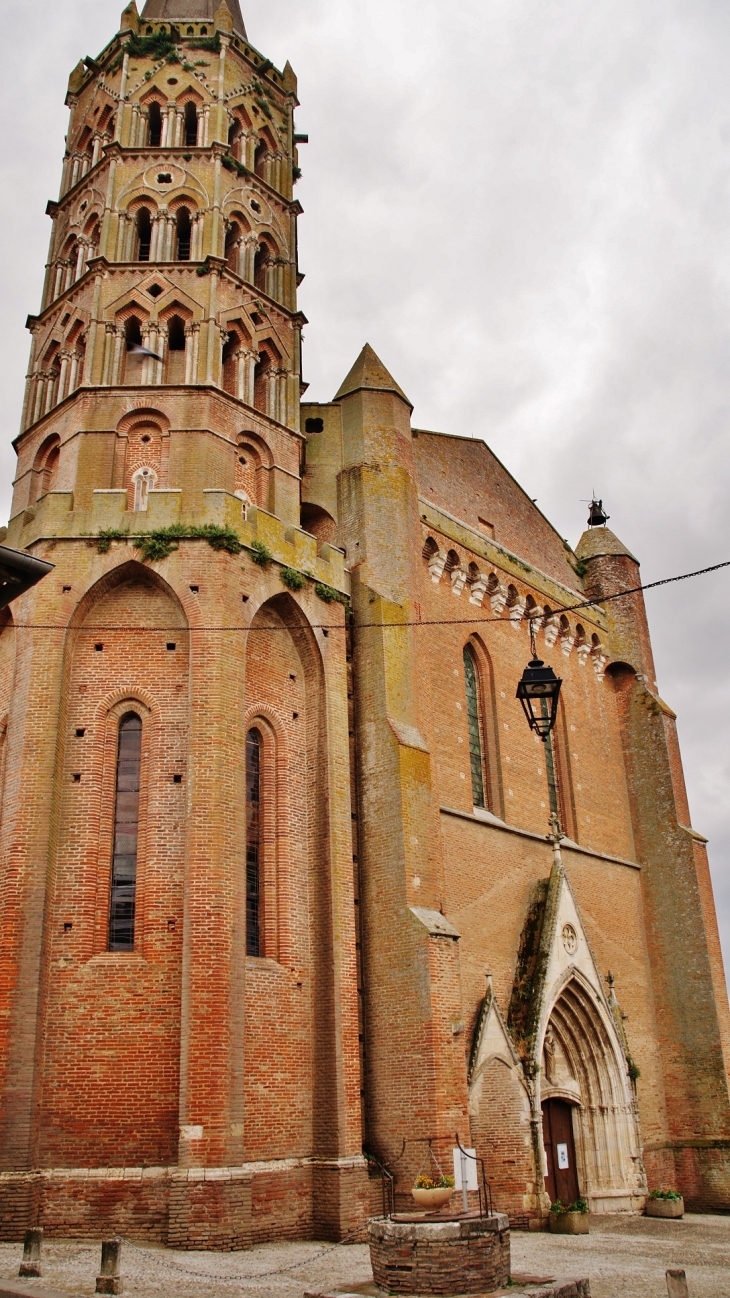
[516, 655, 562, 740]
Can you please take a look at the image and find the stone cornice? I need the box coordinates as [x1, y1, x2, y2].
[419, 496, 607, 631]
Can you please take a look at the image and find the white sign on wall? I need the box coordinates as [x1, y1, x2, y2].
[557, 1143, 569, 1170]
[452, 1147, 479, 1191]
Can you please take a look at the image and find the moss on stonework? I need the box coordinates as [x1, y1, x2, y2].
[222, 154, 247, 176]
[507, 879, 549, 1064]
[95, 524, 244, 562]
[125, 31, 178, 60]
[186, 34, 221, 53]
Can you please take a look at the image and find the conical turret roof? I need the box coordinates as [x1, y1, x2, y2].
[574, 526, 638, 564]
[334, 344, 412, 408]
[140, 0, 246, 38]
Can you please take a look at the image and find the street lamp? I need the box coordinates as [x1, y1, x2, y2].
[516, 634, 562, 741]
[517, 620, 565, 834]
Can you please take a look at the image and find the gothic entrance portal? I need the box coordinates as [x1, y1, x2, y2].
[542, 1098, 579, 1205]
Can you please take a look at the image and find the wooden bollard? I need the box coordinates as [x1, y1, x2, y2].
[96, 1237, 124, 1295]
[19, 1227, 43, 1277]
[666, 1269, 689, 1298]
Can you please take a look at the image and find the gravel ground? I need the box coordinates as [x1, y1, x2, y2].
[1, 1213, 728, 1298]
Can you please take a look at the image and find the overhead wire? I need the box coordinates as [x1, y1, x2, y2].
[5, 555, 729, 632]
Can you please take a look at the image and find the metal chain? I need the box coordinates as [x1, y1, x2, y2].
[119, 1222, 369, 1286]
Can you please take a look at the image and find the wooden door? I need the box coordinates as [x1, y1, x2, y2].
[542, 1099, 580, 1206]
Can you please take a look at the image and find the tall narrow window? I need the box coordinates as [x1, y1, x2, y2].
[176, 207, 191, 260]
[246, 728, 262, 955]
[463, 645, 486, 809]
[148, 102, 162, 147]
[109, 712, 142, 951]
[136, 207, 152, 261]
[184, 101, 198, 147]
[166, 315, 186, 384]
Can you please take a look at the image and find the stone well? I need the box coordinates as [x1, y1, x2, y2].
[368, 1213, 510, 1295]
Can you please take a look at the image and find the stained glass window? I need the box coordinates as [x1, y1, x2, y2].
[463, 646, 486, 809]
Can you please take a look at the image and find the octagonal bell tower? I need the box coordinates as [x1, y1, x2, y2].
[0, 0, 366, 1251]
[16, 0, 305, 532]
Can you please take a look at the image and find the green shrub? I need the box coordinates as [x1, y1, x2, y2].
[186, 34, 221, 52]
[95, 523, 242, 562]
[249, 540, 272, 567]
[222, 154, 247, 176]
[281, 567, 306, 591]
[314, 582, 348, 606]
[126, 31, 176, 60]
[648, 1189, 682, 1201]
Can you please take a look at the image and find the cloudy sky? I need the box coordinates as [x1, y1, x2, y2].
[1, 0, 728, 976]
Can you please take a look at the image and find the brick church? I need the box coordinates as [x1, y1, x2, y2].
[1, 0, 729, 1249]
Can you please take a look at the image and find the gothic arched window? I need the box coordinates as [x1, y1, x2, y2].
[463, 639, 503, 817]
[222, 329, 240, 396]
[254, 241, 269, 292]
[463, 645, 486, 809]
[166, 315, 186, 384]
[225, 221, 241, 273]
[175, 207, 191, 261]
[184, 102, 198, 147]
[136, 207, 152, 261]
[253, 351, 270, 413]
[108, 712, 142, 951]
[148, 102, 162, 147]
[246, 728, 262, 956]
[132, 466, 157, 511]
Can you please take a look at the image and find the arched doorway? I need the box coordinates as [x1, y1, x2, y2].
[540, 975, 644, 1211]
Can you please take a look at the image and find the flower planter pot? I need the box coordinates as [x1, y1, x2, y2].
[549, 1211, 589, 1235]
[411, 1187, 454, 1210]
[646, 1197, 684, 1219]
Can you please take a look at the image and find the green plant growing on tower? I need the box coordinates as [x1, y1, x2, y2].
[186, 34, 221, 53]
[95, 524, 244, 562]
[314, 582, 349, 606]
[280, 567, 306, 591]
[126, 31, 177, 60]
[249, 540, 272, 567]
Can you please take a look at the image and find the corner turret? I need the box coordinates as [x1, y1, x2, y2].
[575, 524, 655, 687]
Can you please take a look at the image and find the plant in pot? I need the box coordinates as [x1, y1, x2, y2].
[411, 1173, 455, 1210]
[645, 1189, 684, 1219]
[549, 1198, 590, 1234]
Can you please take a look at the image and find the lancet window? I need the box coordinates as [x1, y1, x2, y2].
[148, 102, 162, 147]
[184, 102, 198, 147]
[176, 208, 191, 261]
[166, 315, 187, 384]
[108, 712, 142, 951]
[136, 208, 152, 262]
[132, 467, 157, 512]
[246, 728, 262, 956]
[464, 645, 486, 809]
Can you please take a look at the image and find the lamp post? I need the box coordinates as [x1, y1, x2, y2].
[516, 619, 564, 827]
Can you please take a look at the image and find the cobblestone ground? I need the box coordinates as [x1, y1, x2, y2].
[1, 1213, 728, 1298]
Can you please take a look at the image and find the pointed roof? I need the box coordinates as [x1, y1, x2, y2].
[334, 344, 412, 409]
[574, 526, 638, 565]
[140, 0, 246, 38]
